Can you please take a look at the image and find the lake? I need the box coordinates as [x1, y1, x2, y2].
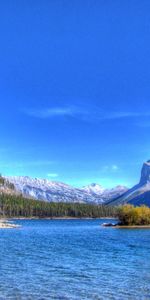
[0, 219, 150, 300]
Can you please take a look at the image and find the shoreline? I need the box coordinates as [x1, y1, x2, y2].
[9, 216, 117, 220]
[0, 217, 116, 228]
[114, 225, 150, 229]
[102, 222, 150, 229]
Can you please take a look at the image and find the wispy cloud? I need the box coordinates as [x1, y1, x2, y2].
[25, 106, 82, 119]
[99, 111, 150, 121]
[47, 173, 58, 178]
[24, 105, 150, 123]
[102, 164, 119, 173]
[112, 164, 119, 171]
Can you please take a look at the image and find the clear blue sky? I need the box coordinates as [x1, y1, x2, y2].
[0, 0, 150, 188]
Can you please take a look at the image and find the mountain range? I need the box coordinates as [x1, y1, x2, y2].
[107, 160, 150, 206]
[3, 176, 128, 204]
[2, 160, 150, 206]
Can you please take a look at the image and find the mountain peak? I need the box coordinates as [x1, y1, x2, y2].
[82, 183, 105, 195]
[140, 161, 150, 184]
[106, 160, 150, 207]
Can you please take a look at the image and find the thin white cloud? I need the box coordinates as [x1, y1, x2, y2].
[100, 111, 150, 121]
[25, 106, 82, 119]
[24, 105, 150, 123]
[47, 173, 59, 178]
[112, 164, 119, 171]
[102, 165, 119, 172]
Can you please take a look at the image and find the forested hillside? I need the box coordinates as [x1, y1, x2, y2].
[0, 193, 117, 218]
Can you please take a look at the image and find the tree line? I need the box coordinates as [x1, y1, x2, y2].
[0, 193, 117, 218]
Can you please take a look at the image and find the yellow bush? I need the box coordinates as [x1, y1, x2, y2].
[117, 205, 150, 225]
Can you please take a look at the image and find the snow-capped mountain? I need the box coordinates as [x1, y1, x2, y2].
[82, 184, 128, 202]
[106, 160, 150, 207]
[82, 183, 105, 195]
[4, 176, 128, 204]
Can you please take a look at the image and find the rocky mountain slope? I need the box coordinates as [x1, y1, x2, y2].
[4, 176, 128, 204]
[106, 160, 150, 207]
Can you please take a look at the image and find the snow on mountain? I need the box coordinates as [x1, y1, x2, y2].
[4, 176, 128, 204]
[99, 185, 128, 202]
[82, 183, 105, 195]
[106, 160, 150, 207]
[82, 183, 128, 202]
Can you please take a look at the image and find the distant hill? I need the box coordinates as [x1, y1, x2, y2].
[106, 160, 150, 207]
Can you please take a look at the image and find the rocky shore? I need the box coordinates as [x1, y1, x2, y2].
[0, 219, 20, 229]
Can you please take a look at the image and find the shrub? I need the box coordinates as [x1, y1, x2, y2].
[117, 205, 150, 225]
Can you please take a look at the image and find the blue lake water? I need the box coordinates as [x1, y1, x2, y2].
[0, 219, 150, 300]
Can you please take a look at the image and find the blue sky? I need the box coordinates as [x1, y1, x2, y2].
[0, 0, 150, 188]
